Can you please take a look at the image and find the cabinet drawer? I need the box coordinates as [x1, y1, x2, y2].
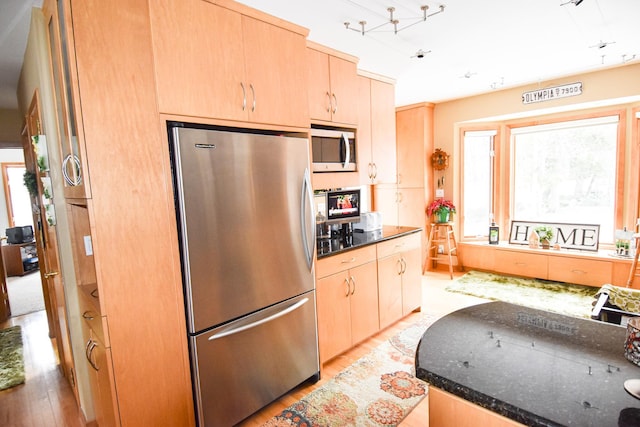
[548, 257, 612, 287]
[494, 250, 547, 279]
[317, 245, 377, 279]
[78, 286, 109, 347]
[377, 232, 421, 259]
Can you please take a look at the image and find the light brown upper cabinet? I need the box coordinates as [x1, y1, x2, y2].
[307, 44, 359, 125]
[150, 0, 309, 128]
[357, 75, 397, 184]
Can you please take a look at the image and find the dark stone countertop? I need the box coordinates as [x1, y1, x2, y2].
[316, 225, 421, 259]
[415, 301, 640, 427]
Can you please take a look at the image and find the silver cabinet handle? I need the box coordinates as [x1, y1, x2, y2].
[331, 93, 337, 114]
[83, 311, 95, 321]
[85, 339, 99, 371]
[344, 277, 350, 297]
[208, 297, 309, 341]
[341, 257, 356, 264]
[250, 84, 256, 112]
[240, 82, 246, 111]
[325, 91, 331, 113]
[372, 163, 378, 179]
[349, 276, 356, 296]
[44, 271, 59, 279]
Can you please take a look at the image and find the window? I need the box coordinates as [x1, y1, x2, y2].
[511, 115, 618, 242]
[462, 130, 496, 238]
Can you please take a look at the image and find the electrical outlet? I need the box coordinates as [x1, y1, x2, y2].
[438, 244, 444, 254]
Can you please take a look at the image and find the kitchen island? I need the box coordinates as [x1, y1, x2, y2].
[415, 301, 640, 427]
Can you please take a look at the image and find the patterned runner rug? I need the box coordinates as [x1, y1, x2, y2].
[445, 270, 598, 319]
[262, 314, 439, 426]
[0, 325, 25, 390]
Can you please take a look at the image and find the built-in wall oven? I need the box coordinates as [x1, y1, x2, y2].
[311, 127, 356, 172]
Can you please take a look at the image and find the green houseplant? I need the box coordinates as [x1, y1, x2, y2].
[427, 199, 456, 223]
[534, 225, 554, 249]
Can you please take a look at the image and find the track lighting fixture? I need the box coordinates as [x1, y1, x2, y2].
[344, 4, 445, 36]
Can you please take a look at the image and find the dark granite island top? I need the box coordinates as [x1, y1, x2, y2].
[416, 301, 640, 427]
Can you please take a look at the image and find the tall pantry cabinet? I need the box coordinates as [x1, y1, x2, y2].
[43, 0, 194, 425]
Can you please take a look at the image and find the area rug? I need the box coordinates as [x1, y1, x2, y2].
[262, 314, 438, 426]
[446, 270, 598, 319]
[0, 325, 26, 390]
[6, 273, 45, 317]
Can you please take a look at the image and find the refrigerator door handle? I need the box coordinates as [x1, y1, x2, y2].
[301, 167, 315, 268]
[207, 297, 310, 341]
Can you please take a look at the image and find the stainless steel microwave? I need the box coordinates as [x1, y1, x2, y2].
[311, 128, 356, 172]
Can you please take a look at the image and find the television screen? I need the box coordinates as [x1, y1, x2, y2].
[326, 189, 360, 223]
[6, 225, 34, 244]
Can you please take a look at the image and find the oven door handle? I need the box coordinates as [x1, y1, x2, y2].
[207, 297, 310, 341]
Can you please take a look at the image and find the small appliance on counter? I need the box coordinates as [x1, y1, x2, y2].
[353, 212, 382, 232]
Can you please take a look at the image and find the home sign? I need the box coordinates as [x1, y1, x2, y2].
[508, 220, 600, 252]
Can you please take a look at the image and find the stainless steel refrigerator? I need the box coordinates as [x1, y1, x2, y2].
[169, 123, 319, 426]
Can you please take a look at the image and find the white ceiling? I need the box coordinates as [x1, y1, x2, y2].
[0, 0, 638, 110]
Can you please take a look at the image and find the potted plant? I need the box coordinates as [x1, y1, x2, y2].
[534, 225, 554, 249]
[427, 199, 456, 223]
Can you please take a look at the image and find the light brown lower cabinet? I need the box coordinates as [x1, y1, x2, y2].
[316, 231, 422, 364]
[377, 233, 422, 329]
[429, 387, 524, 427]
[316, 246, 379, 364]
[81, 323, 118, 427]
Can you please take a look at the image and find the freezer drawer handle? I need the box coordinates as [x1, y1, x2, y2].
[207, 297, 310, 341]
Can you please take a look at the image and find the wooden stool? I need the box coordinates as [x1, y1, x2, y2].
[425, 222, 460, 279]
[627, 234, 640, 288]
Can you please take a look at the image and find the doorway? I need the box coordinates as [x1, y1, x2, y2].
[0, 156, 45, 318]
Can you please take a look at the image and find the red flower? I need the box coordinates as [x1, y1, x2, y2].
[426, 199, 456, 216]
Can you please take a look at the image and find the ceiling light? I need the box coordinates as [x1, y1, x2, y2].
[560, 0, 584, 6]
[344, 4, 445, 36]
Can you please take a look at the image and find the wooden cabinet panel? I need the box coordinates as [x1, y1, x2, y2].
[242, 15, 309, 127]
[494, 250, 548, 279]
[370, 79, 397, 184]
[429, 387, 524, 427]
[316, 245, 376, 279]
[357, 76, 373, 184]
[460, 243, 496, 272]
[402, 247, 422, 315]
[316, 271, 352, 363]
[548, 256, 612, 287]
[316, 258, 379, 363]
[396, 105, 432, 189]
[150, 0, 308, 127]
[327, 55, 359, 125]
[373, 186, 399, 227]
[377, 253, 403, 329]
[349, 261, 379, 345]
[377, 232, 421, 259]
[307, 48, 358, 125]
[357, 76, 397, 184]
[150, 0, 246, 121]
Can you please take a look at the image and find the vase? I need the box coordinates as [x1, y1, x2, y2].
[435, 210, 450, 223]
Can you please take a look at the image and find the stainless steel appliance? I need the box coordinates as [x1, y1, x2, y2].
[311, 127, 356, 172]
[169, 122, 319, 426]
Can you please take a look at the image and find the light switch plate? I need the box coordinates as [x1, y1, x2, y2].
[435, 189, 444, 198]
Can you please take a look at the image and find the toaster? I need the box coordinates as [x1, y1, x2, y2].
[353, 212, 382, 232]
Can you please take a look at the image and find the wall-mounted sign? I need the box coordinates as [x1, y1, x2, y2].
[522, 82, 583, 104]
[508, 220, 600, 252]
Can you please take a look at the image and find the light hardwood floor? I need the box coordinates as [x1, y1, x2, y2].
[0, 270, 486, 426]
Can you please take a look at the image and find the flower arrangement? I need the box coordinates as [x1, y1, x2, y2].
[427, 199, 456, 217]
